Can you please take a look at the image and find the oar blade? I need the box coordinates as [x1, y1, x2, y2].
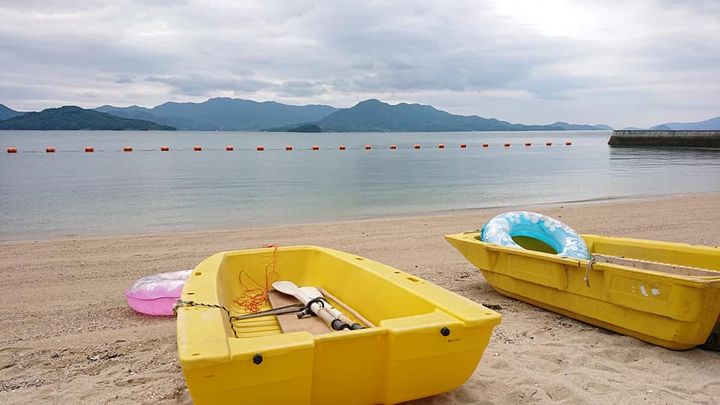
[272, 280, 300, 296]
[299, 286, 323, 299]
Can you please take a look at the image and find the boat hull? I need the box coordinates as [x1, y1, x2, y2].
[445, 232, 720, 350]
[177, 245, 501, 404]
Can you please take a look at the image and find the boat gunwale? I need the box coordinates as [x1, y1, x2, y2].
[444, 232, 720, 285]
[178, 244, 502, 366]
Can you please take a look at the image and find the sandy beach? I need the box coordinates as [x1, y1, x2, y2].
[1, 192, 719, 404]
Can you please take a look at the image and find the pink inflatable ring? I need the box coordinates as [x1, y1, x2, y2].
[125, 270, 191, 315]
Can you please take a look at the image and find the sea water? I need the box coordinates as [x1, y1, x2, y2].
[1, 130, 719, 239]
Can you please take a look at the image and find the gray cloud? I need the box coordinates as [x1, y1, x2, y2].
[0, 0, 718, 127]
[146, 75, 273, 96]
[275, 80, 327, 97]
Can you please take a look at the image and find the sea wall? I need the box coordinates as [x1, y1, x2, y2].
[608, 130, 720, 148]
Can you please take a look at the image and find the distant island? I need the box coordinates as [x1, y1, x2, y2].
[2, 98, 718, 132]
[0, 106, 175, 130]
[95, 98, 337, 131]
[0, 98, 614, 132]
[0, 104, 24, 120]
[268, 99, 612, 132]
[648, 116, 720, 131]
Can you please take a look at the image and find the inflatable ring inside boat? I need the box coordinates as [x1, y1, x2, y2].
[480, 211, 591, 259]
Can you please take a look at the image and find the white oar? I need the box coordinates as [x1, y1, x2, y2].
[272, 281, 349, 331]
[300, 287, 363, 330]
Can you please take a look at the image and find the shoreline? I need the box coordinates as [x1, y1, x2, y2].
[1, 192, 719, 403]
[2, 191, 717, 244]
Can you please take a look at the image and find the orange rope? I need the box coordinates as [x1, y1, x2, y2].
[233, 244, 280, 313]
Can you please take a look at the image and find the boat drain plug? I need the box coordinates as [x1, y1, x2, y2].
[253, 354, 263, 365]
[440, 327, 450, 336]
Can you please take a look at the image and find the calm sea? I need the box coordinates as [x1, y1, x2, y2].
[1, 130, 719, 240]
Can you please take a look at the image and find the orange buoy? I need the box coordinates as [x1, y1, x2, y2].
[389, 144, 397, 150]
[504, 143, 511, 147]
[7, 147, 17, 153]
[123, 146, 133, 152]
[525, 142, 532, 147]
[545, 141, 552, 146]
[565, 141, 572, 146]
[413, 144, 421, 149]
[225, 145, 233, 151]
[256, 145, 264, 151]
[46, 146, 56, 153]
[437, 144, 445, 149]
[193, 145, 202, 151]
[312, 145, 320, 151]
[85, 146, 94, 153]
[364, 144, 372, 150]
[285, 145, 293, 151]
[161, 145, 170, 151]
[482, 143, 489, 148]
[460, 144, 467, 148]
[338, 144, 346, 150]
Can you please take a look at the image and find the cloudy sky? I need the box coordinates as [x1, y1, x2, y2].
[1, 0, 718, 128]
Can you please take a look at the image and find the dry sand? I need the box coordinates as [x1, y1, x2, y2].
[1, 193, 719, 404]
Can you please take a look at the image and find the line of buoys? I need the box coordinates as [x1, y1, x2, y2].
[5, 141, 574, 154]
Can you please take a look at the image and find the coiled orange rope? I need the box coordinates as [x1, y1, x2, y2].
[233, 244, 280, 313]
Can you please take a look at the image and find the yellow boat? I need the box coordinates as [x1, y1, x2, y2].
[445, 232, 720, 350]
[176, 245, 501, 404]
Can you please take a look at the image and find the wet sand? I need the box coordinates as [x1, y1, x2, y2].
[1, 192, 719, 404]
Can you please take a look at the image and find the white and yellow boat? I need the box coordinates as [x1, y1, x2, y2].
[446, 231, 720, 350]
[176, 245, 501, 404]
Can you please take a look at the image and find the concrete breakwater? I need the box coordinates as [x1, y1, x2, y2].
[609, 130, 720, 148]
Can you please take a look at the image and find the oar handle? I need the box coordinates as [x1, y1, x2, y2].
[304, 300, 349, 330]
[325, 307, 363, 330]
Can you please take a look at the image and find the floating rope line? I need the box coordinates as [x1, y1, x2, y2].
[233, 244, 280, 313]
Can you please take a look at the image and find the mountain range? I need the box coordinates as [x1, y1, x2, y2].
[95, 98, 337, 131]
[2, 97, 718, 132]
[285, 99, 612, 132]
[0, 106, 175, 130]
[0, 99, 612, 132]
[649, 116, 720, 131]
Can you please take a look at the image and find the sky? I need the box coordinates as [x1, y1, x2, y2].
[1, 0, 718, 128]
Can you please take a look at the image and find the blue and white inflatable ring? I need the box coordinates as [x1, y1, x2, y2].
[480, 211, 591, 260]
